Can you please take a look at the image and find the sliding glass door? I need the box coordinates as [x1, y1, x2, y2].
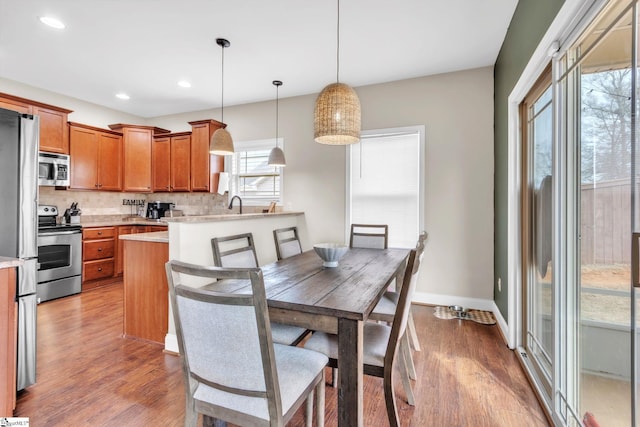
[520, 1, 640, 425]
[521, 69, 554, 401]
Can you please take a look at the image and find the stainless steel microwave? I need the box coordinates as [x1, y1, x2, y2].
[38, 152, 70, 186]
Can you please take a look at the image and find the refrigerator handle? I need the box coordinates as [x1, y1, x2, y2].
[632, 232, 640, 288]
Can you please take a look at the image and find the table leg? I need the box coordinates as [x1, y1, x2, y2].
[337, 318, 363, 427]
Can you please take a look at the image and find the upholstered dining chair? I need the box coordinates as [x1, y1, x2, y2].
[166, 260, 327, 427]
[349, 223, 388, 249]
[369, 231, 428, 383]
[211, 232, 309, 346]
[273, 227, 303, 260]
[304, 241, 423, 427]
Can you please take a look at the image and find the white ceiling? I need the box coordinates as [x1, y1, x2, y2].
[0, 0, 518, 118]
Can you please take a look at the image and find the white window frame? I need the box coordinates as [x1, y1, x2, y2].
[345, 125, 425, 245]
[226, 138, 284, 206]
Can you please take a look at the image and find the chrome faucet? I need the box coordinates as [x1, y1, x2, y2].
[228, 195, 243, 214]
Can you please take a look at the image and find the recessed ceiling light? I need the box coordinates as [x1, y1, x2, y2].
[178, 81, 192, 88]
[39, 16, 65, 29]
[115, 93, 130, 100]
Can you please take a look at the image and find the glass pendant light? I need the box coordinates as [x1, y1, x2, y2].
[314, 0, 361, 145]
[268, 80, 286, 167]
[210, 38, 234, 155]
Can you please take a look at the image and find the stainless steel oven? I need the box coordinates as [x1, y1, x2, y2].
[37, 205, 82, 302]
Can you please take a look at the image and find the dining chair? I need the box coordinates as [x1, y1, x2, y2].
[211, 232, 310, 346]
[304, 243, 422, 427]
[369, 231, 428, 383]
[349, 223, 388, 249]
[166, 260, 327, 427]
[273, 226, 303, 260]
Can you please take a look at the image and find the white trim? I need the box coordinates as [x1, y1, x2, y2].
[165, 333, 179, 354]
[505, 0, 602, 351]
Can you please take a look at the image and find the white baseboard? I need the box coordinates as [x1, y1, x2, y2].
[165, 333, 179, 354]
[412, 291, 513, 348]
[412, 291, 494, 311]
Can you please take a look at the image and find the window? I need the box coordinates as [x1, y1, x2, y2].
[229, 138, 283, 205]
[347, 127, 424, 248]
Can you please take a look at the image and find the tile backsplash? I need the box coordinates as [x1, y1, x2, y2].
[39, 187, 269, 218]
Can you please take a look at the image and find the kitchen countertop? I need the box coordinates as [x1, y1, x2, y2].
[119, 231, 168, 243]
[163, 211, 304, 224]
[0, 257, 23, 269]
[80, 218, 169, 228]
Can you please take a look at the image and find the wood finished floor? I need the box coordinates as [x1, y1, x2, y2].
[15, 282, 549, 426]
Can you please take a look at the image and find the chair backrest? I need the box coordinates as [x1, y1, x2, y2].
[211, 233, 259, 268]
[385, 232, 428, 365]
[166, 260, 284, 424]
[273, 226, 303, 260]
[350, 224, 388, 249]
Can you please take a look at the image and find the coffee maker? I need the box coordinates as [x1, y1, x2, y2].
[146, 201, 174, 220]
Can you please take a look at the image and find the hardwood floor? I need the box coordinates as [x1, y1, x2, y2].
[15, 282, 549, 426]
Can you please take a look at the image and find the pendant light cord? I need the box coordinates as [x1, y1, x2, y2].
[276, 84, 279, 148]
[336, 0, 340, 83]
[221, 44, 225, 123]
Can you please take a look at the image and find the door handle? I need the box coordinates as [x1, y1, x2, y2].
[632, 232, 640, 288]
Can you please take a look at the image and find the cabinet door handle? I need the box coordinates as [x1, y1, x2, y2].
[98, 267, 102, 272]
[97, 248, 102, 252]
[97, 231, 102, 235]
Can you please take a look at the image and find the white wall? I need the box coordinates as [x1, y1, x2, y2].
[2, 66, 495, 302]
[0, 77, 143, 128]
[150, 67, 496, 302]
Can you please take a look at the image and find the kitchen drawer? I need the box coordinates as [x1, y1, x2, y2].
[83, 239, 115, 261]
[83, 259, 115, 281]
[83, 227, 116, 240]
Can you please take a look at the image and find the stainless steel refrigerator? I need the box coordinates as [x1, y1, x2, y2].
[0, 107, 38, 391]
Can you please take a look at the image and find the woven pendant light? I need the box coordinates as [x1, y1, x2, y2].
[210, 38, 234, 155]
[314, 0, 361, 145]
[268, 80, 286, 167]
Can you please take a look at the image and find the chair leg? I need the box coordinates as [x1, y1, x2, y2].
[399, 345, 416, 406]
[407, 310, 421, 351]
[305, 389, 314, 427]
[401, 333, 416, 380]
[383, 364, 400, 427]
[330, 367, 338, 387]
[185, 395, 198, 427]
[316, 371, 325, 427]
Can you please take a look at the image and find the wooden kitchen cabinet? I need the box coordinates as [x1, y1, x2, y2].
[33, 106, 70, 154]
[0, 267, 17, 416]
[152, 132, 191, 192]
[109, 124, 171, 193]
[82, 227, 117, 290]
[69, 122, 123, 191]
[0, 92, 72, 154]
[116, 225, 166, 276]
[188, 119, 225, 192]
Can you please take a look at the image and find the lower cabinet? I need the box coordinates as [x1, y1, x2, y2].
[116, 225, 166, 275]
[82, 227, 117, 290]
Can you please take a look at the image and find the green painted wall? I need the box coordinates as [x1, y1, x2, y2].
[494, 0, 564, 319]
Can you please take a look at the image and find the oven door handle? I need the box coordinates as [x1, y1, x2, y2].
[38, 230, 82, 236]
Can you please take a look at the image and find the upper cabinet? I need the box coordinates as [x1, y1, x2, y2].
[109, 124, 170, 193]
[69, 123, 123, 191]
[152, 132, 191, 192]
[0, 93, 72, 154]
[189, 119, 225, 192]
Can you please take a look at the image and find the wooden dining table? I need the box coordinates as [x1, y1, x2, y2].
[205, 247, 411, 427]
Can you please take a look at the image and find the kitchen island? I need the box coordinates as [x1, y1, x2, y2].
[121, 212, 306, 352]
[119, 231, 168, 344]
